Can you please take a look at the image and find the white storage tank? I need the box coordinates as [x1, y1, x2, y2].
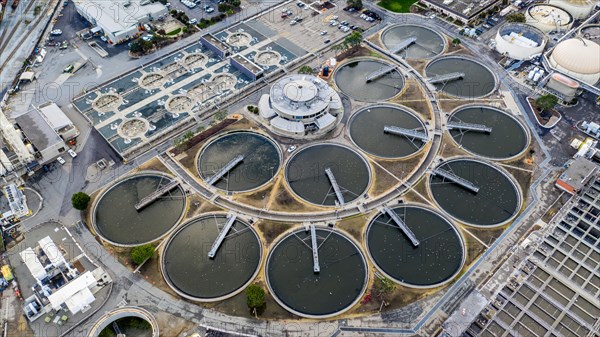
[495, 23, 547, 60]
[525, 4, 574, 33]
[549, 38, 600, 85]
[549, 0, 595, 19]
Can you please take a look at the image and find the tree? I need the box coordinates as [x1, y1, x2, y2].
[130, 244, 155, 264]
[246, 284, 265, 310]
[374, 276, 396, 299]
[506, 12, 525, 23]
[344, 31, 362, 48]
[347, 0, 363, 9]
[298, 65, 314, 74]
[452, 38, 461, 46]
[71, 192, 91, 210]
[331, 44, 344, 54]
[129, 38, 153, 54]
[535, 94, 558, 112]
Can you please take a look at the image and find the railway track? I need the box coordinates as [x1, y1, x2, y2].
[0, 0, 46, 70]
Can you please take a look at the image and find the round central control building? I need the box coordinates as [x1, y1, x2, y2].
[258, 74, 343, 137]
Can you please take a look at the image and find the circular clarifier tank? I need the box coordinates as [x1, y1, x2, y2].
[349, 104, 428, 158]
[429, 159, 521, 227]
[286, 144, 371, 206]
[162, 214, 262, 301]
[93, 173, 186, 246]
[425, 57, 497, 98]
[381, 24, 445, 59]
[266, 227, 367, 318]
[334, 59, 404, 102]
[448, 106, 529, 160]
[366, 205, 464, 287]
[88, 307, 158, 337]
[198, 131, 281, 192]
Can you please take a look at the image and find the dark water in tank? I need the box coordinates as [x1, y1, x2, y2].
[267, 229, 366, 316]
[382, 25, 445, 59]
[198, 132, 280, 192]
[334, 60, 404, 101]
[95, 175, 185, 245]
[350, 105, 427, 158]
[430, 160, 519, 226]
[449, 106, 528, 159]
[286, 144, 370, 206]
[426, 58, 496, 98]
[367, 206, 463, 286]
[163, 215, 261, 299]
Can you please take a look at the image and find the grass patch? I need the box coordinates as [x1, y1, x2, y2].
[166, 27, 182, 36]
[377, 0, 416, 13]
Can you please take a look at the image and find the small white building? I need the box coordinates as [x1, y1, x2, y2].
[47, 271, 97, 314]
[20, 248, 48, 282]
[74, 0, 168, 44]
[37, 102, 79, 141]
[260, 74, 342, 137]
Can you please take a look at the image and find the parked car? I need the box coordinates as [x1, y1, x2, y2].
[59, 41, 68, 49]
[320, 30, 327, 35]
[100, 36, 108, 42]
[67, 149, 77, 158]
[205, 6, 214, 12]
[290, 20, 297, 25]
[50, 29, 62, 35]
[324, 39, 330, 44]
[63, 64, 74, 73]
[189, 18, 198, 25]
[56, 156, 66, 165]
[287, 145, 297, 153]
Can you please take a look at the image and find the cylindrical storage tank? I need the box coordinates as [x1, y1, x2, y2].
[495, 23, 547, 60]
[525, 5, 574, 33]
[549, 38, 600, 85]
[549, 0, 595, 19]
[545, 73, 580, 101]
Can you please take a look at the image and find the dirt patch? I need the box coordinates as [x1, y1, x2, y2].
[257, 221, 294, 245]
[337, 213, 371, 242]
[154, 310, 197, 336]
[335, 46, 383, 63]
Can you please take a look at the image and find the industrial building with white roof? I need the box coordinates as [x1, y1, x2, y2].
[259, 74, 343, 137]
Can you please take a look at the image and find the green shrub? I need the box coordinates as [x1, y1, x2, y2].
[130, 244, 155, 264]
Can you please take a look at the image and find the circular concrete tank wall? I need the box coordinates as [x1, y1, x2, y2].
[266, 227, 367, 318]
[162, 214, 262, 301]
[334, 59, 404, 102]
[447, 106, 529, 160]
[349, 104, 428, 158]
[381, 24, 445, 59]
[93, 173, 186, 246]
[198, 131, 281, 192]
[366, 205, 464, 287]
[429, 159, 521, 227]
[425, 57, 497, 98]
[286, 143, 371, 206]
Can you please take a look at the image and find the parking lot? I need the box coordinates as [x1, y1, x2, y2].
[166, 0, 222, 23]
[256, 0, 376, 53]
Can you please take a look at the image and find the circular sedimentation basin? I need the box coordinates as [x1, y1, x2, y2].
[93, 173, 186, 246]
[334, 59, 404, 102]
[381, 24, 445, 59]
[429, 159, 521, 227]
[349, 104, 428, 158]
[286, 143, 371, 206]
[266, 227, 367, 318]
[162, 214, 262, 301]
[366, 205, 464, 287]
[447, 105, 529, 160]
[88, 306, 158, 337]
[198, 131, 281, 192]
[425, 56, 497, 98]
